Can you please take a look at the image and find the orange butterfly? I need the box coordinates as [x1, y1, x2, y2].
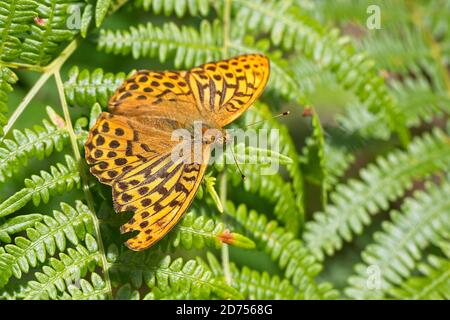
[85, 54, 270, 251]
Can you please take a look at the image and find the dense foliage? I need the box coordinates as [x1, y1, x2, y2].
[0, 0, 449, 300]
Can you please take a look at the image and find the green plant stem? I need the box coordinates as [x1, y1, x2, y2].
[54, 70, 113, 300]
[222, 0, 231, 55]
[220, 170, 232, 285]
[0, 39, 80, 141]
[0, 61, 44, 72]
[219, 0, 233, 287]
[0, 71, 51, 141]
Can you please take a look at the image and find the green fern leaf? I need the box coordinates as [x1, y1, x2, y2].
[389, 254, 450, 300]
[225, 201, 338, 299]
[304, 128, 450, 259]
[134, 0, 210, 17]
[0, 67, 18, 135]
[345, 179, 450, 299]
[0, 116, 68, 182]
[64, 66, 130, 108]
[23, 237, 100, 300]
[0, 201, 93, 287]
[0, 155, 80, 218]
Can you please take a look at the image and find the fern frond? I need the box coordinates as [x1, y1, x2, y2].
[97, 20, 223, 68]
[0, 67, 18, 135]
[233, 0, 409, 143]
[0, 201, 93, 288]
[205, 252, 300, 299]
[0, 214, 42, 244]
[336, 103, 391, 140]
[58, 272, 108, 300]
[301, 112, 327, 204]
[225, 202, 338, 299]
[322, 143, 355, 194]
[232, 0, 323, 49]
[64, 66, 129, 108]
[22, 236, 100, 300]
[0, 0, 37, 61]
[0, 117, 68, 182]
[108, 253, 242, 299]
[20, 0, 85, 65]
[389, 254, 450, 300]
[230, 264, 301, 300]
[161, 208, 254, 250]
[304, 129, 450, 259]
[345, 179, 450, 299]
[391, 77, 450, 128]
[361, 27, 432, 78]
[0, 155, 80, 218]
[134, 0, 210, 17]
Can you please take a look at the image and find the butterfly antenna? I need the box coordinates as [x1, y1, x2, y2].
[242, 110, 290, 128]
[230, 147, 246, 181]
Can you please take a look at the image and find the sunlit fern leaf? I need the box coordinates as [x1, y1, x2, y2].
[232, 0, 323, 49]
[345, 179, 450, 299]
[19, 0, 86, 65]
[0, 116, 68, 182]
[107, 252, 242, 299]
[22, 236, 100, 300]
[0, 0, 37, 61]
[225, 201, 338, 299]
[206, 251, 301, 299]
[0, 67, 18, 135]
[322, 142, 355, 194]
[64, 66, 130, 108]
[134, 0, 210, 17]
[0, 155, 80, 219]
[160, 207, 254, 250]
[0, 201, 93, 288]
[97, 20, 223, 68]
[58, 272, 108, 300]
[230, 264, 302, 300]
[304, 128, 450, 260]
[0, 214, 43, 244]
[389, 254, 450, 300]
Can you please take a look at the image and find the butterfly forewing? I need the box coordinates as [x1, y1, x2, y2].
[85, 54, 270, 251]
[188, 54, 270, 126]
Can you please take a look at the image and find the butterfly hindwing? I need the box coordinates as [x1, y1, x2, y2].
[113, 149, 210, 251]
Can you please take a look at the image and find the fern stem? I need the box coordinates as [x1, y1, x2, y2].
[0, 61, 44, 72]
[220, 170, 232, 285]
[1, 39, 80, 141]
[54, 70, 113, 300]
[0, 71, 51, 141]
[222, 0, 231, 55]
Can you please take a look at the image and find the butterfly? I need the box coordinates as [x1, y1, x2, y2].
[84, 54, 270, 251]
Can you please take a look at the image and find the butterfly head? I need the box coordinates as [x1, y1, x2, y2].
[201, 126, 231, 145]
